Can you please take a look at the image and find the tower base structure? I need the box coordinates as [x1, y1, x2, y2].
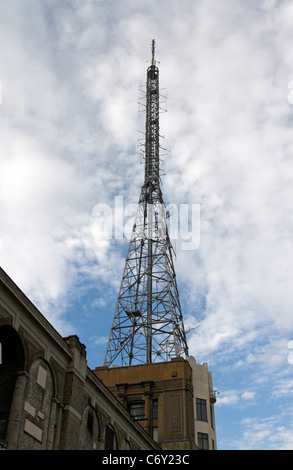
[94, 356, 217, 450]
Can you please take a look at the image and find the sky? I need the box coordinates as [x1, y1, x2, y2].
[1, 0, 293, 450]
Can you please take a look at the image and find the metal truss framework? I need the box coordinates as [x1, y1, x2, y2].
[104, 41, 189, 367]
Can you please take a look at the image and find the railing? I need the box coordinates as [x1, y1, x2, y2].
[209, 389, 219, 403]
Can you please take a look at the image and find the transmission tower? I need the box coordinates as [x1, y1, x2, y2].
[104, 40, 189, 367]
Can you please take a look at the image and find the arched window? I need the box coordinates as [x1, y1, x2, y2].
[0, 326, 25, 443]
[18, 358, 54, 449]
[104, 424, 117, 450]
[79, 405, 100, 450]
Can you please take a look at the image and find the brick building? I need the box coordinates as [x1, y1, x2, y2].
[0, 267, 159, 450]
[95, 357, 217, 450]
[95, 359, 196, 450]
[0, 266, 217, 451]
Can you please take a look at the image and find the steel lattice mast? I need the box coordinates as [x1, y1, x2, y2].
[104, 41, 189, 367]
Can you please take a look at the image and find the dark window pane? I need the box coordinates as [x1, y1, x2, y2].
[105, 425, 115, 450]
[127, 401, 145, 420]
[87, 410, 94, 434]
[198, 432, 209, 450]
[152, 399, 158, 419]
[196, 398, 207, 421]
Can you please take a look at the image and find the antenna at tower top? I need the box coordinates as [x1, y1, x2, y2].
[151, 39, 156, 66]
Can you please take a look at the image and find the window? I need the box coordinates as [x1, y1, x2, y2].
[87, 409, 94, 434]
[104, 425, 115, 450]
[198, 432, 209, 450]
[196, 398, 207, 421]
[127, 401, 145, 420]
[152, 426, 158, 442]
[152, 399, 158, 419]
[210, 404, 214, 429]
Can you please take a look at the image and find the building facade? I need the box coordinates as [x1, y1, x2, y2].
[95, 357, 217, 450]
[0, 267, 159, 451]
[95, 359, 196, 450]
[0, 265, 217, 451]
[188, 357, 217, 450]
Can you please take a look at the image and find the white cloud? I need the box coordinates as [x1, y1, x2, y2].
[216, 390, 239, 406]
[239, 414, 293, 450]
[91, 335, 109, 346]
[216, 389, 255, 406]
[241, 391, 256, 401]
[272, 378, 293, 398]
